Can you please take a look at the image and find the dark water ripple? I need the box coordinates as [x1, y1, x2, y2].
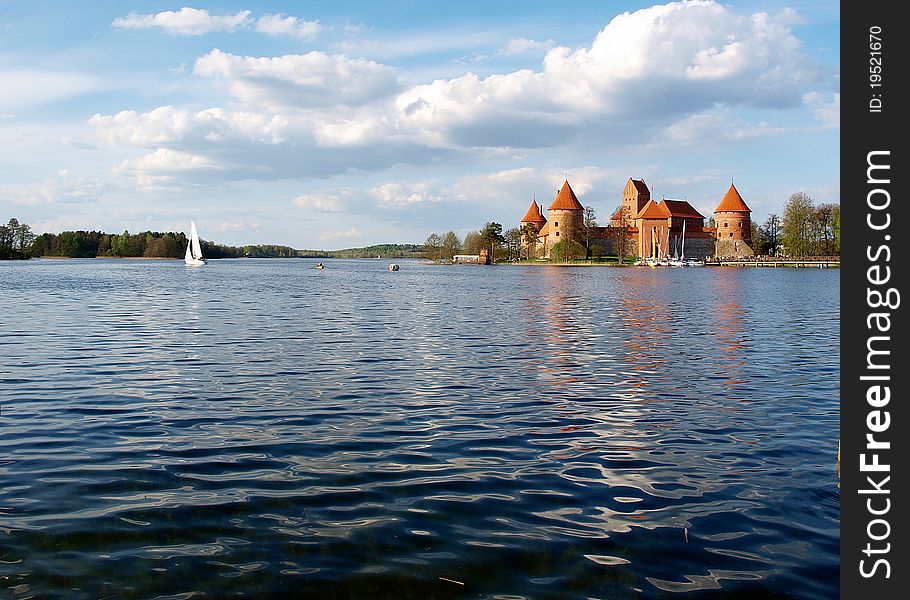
[1, 259, 838, 598]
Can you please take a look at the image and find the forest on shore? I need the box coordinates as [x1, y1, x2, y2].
[1, 218, 422, 260]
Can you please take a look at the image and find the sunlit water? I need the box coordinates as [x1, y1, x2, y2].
[1, 259, 839, 599]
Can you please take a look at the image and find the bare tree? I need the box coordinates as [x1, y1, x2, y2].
[610, 206, 633, 265]
[762, 213, 781, 256]
[583, 206, 597, 258]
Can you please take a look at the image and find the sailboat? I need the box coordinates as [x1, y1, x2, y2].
[669, 220, 686, 267]
[184, 220, 206, 266]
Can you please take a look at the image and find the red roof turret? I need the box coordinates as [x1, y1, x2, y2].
[715, 183, 751, 213]
[521, 199, 547, 225]
[548, 180, 584, 211]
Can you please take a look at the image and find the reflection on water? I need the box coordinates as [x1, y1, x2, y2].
[0, 259, 839, 598]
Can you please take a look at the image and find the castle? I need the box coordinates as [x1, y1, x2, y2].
[520, 178, 754, 259]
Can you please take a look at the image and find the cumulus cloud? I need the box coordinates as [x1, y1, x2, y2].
[112, 7, 252, 36]
[256, 14, 321, 39]
[394, 0, 825, 148]
[194, 49, 400, 109]
[90, 106, 290, 147]
[114, 148, 222, 189]
[89, 1, 833, 191]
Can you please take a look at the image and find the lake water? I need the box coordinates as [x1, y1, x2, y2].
[0, 259, 839, 599]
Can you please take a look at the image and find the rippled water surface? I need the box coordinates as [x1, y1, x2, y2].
[1, 259, 839, 598]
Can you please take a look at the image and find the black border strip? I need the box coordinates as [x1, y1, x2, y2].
[841, 2, 908, 596]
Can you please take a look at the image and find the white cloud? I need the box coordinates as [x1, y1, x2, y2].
[662, 110, 787, 145]
[0, 169, 103, 206]
[394, 1, 824, 148]
[320, 227, 363, 241]
[112, 7, 252, 36]
[90, 106, 289, 147]
[113, 149, 221, 189]
[293, 193, 345, 212]
[256, 14, 321, 40]
[501, 37, 555, 56]
[371, 182, 444, 208]
[194, 49, 400, 108]
[804, 91, 839, 129]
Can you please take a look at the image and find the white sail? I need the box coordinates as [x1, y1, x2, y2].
[185, 220, 206, 265]
[681, 219, 686, 260]
[191, 221, 203, 259]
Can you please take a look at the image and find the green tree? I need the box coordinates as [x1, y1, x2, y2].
[479, 222, 505, 263]
[750, 221, 768, 255]
[781, 192, 815, 257]
[830, 205, 841, 255]
[816, 203, 839, 256]
[441, 231, 461, 261]
[462, 231, 483, 256]
[424, 232, 442, 262]
[520, 222, 539, 260]
[504, 227, 522, 261]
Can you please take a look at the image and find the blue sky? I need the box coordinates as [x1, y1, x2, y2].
[0, 1, 839, 248]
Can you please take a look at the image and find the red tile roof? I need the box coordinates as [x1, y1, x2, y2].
[521, 199, 546, 225]
[631, 178, 649, 195]
[661, 199, 704, 219]
[715, 183, 751, 213]
[548, 180, 584, 211]
[633, 198, 671, 219]
[538, 221, 550, 237]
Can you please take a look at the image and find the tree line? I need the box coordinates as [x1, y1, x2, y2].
[1, 218, 424, 260]
[423, 206, 605, 263]
[751, 193, 840, 257]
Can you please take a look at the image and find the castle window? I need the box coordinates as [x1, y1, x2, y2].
[554, 221, 558, 226]
[739, 222, 743, 227]
[729, 233, 733, 238]
[724, 222, 729, 227]
[555, 231, 560, 237]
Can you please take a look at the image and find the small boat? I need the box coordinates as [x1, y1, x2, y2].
[315, 262, 325, 269]
[388, 263, 399, 271]
[686, 258, 705, 267]
[184, 220, 206, 266]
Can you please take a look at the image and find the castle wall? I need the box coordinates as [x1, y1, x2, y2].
[714, 238, 754, 258]
[682, 236, 716, 260]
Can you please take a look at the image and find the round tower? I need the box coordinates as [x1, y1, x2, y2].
[714, 183, 753, 257]
[547, 180, 584, 251]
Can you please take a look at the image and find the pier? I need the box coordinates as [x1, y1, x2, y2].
[707, 257, 840, 268]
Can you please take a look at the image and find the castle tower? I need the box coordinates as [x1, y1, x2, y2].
[611, 178, 650, 227]
[714, 183, 753, 257]
[520, 197, 547, 233]
[547, 180, 584, 251]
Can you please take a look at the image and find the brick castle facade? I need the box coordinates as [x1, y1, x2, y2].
[520, 178, 754, 259]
